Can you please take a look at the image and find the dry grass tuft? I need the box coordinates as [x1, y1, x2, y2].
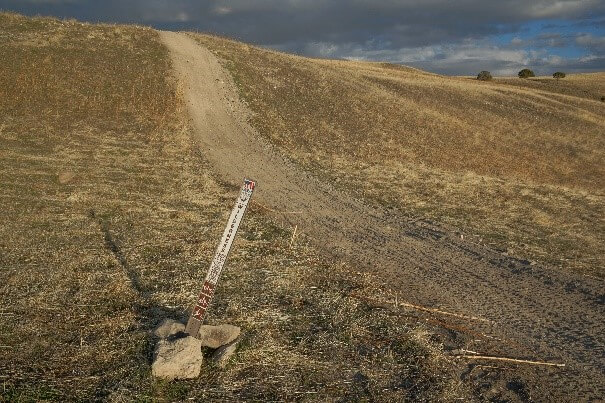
[192, 33, 605, 276]
[0, 13, 465, 401]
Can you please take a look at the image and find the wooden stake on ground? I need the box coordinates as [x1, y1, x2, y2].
[351, 292, 493, 323]
[185, 179, 256, 338]
[289, 225, 298, 249]
[455, 354, 565, 367]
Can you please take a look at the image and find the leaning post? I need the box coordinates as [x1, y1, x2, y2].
[185, 178, 256, 337]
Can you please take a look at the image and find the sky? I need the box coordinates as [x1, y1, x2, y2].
[1, 0, 604, 76]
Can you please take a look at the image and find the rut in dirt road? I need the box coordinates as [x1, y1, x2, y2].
[160, 31, 605, 399]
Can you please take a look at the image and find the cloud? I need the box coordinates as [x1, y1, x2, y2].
[511, 37, 524, 46]
[295, 37, 603, 76]
[576, 33, 605, 50]
[536, 33, 568, 47]
[212, 6, 232, 16]
[1, 0, 604, 74]
[523, 0, 602, 18]
[301, 42, 532, 76]
[12, 0, 78, 3]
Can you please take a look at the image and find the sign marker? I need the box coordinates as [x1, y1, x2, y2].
[185, 178, 256, 337]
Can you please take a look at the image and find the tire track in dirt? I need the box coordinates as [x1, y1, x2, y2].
[160, 31, 604, 399]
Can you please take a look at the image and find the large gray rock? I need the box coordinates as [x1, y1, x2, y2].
[152, 336, 203, 380]
[211, 338, 239, 368]
[154, 318, 185, 339]
[198, 324, 240, 348]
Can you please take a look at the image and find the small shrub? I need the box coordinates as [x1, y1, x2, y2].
[601, 96, 605, 102]
[553, 72, 566, 80]
[477, 71, 493, 81]
[518, 68, 535, 79]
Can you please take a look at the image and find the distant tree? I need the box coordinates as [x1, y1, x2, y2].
[477, 71, 493, 81]
[553, 72, 566, 80]
[518, 68, 535, 79]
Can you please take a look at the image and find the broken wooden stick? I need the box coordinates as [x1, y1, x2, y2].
[351, 292, 493, 323]
[455, 354, 565, 367]
[289, 225, 298, 249]
[474, 365, 509, 371]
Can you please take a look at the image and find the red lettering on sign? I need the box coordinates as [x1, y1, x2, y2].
[197, 293, 211, 308]
[202, 281, 215, 295]
[192, 305, 206, 320]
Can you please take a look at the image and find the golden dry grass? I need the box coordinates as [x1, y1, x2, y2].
[193, 33, 605, 277]
[0, 13, 465, 401]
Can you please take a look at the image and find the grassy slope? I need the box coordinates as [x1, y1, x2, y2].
[0, 14, 464, 401]
[193, 34, 605, 277]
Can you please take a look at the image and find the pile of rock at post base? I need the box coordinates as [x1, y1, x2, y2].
[151, 318, 241, 380]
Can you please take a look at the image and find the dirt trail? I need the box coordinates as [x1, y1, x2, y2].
[160, 31, 604, 399]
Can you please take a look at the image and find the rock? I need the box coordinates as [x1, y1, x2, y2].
[198, 324, 240, 348]
[152, 336, 203, 380]
[211, 338, 239, 368]
[154, 318, 185, 339]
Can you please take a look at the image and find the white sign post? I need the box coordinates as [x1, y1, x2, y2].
[185, 178, 256, 337]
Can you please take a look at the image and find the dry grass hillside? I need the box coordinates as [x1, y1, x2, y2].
[193, 34, 605, 277]
[0, 13, 468, 401]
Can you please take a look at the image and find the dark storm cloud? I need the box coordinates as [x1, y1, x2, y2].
[2, 0, 605, 74]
